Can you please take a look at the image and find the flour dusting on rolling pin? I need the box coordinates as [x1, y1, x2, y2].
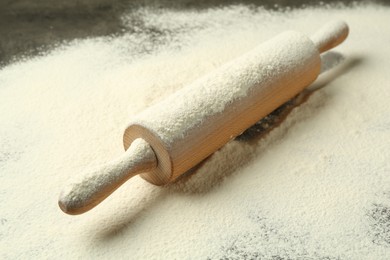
[59, 20, 349, 215]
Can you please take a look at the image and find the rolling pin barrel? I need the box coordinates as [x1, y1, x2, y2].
[123, 31, 321, 185]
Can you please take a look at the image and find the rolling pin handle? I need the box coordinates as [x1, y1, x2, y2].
[311, 20, 349, 53]
[58, 138, 157, 215]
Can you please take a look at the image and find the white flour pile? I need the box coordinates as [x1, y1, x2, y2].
[1, 3, 390, 259]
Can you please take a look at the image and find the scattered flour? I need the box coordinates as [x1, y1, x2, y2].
[1, 3, 390, 259]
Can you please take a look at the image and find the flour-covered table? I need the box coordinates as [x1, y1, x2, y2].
[1, 2, 390, 259]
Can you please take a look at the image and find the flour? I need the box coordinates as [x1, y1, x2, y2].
[1, 3, 390, 259]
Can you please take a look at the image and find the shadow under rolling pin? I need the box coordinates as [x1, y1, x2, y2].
[59, 20, 349, 215]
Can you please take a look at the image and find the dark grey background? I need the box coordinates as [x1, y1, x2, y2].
[0, 0, 388, 66]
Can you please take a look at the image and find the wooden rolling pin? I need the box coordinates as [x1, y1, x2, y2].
[59, 20, 349, 215]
